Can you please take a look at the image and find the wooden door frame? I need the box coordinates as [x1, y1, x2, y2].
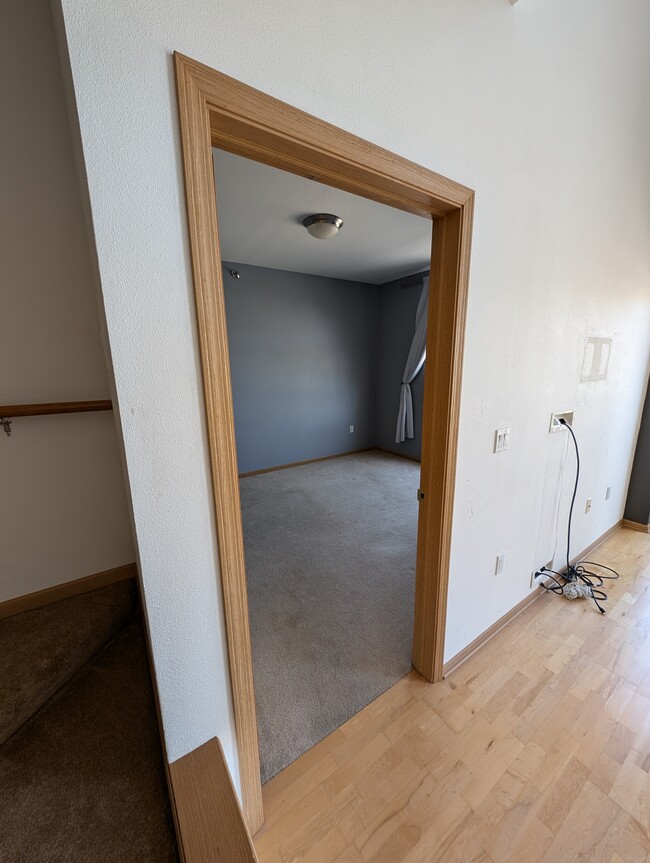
[174, 52, 474, 835]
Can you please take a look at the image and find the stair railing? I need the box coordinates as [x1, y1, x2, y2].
[0, 401, 113, 436]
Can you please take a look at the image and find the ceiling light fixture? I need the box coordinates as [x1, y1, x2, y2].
[302, 213, 344, 240]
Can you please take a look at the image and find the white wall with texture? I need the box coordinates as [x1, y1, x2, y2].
[0, 0, 134, 603]
[54, 0, 650, 788]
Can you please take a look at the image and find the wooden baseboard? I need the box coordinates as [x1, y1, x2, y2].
[442, 519, 623, 676]
[0, 563, 137, 620]
[239, 448, 373, 478]
[374, 447, 421, 464]
[443, 589, 542, 677]
[578, 519, 623, 555]
[621, 518, 650, 534]
[169, 738, 259, 862]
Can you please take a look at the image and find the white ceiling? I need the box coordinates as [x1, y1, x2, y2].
[212, 149, 432, 285]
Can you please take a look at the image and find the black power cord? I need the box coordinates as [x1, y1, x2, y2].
[537, 418, 619, 613]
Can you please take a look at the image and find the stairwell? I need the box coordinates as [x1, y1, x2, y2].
[0, 581, 179, 862]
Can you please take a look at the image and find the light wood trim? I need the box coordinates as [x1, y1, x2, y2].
[412, 199, 474, 683]
[0, 563, 137, 620]
[173, 51, 474, 833]
[169, 738, 259, 863]
[442, 519, 623, 676]
[174, 55, 471, 219]
[174, 54, 264, 834]
[621, 518, 650, 533]
[0, 400, 112, 418]
[239, 448, 373, 478]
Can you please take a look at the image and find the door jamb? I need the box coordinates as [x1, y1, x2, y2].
[173, 51, 474, 835]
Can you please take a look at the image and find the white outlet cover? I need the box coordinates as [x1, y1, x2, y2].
[495, 553, 505, 575]
[549, 411, 574, 433]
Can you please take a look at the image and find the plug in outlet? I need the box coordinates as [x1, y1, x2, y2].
[495, 553, 505, 575]
[585, 498, 592, 514]
[530, 560, 553, 588]
[549, 411, 574, 433]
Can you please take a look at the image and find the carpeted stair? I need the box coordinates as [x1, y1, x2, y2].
[0, 582, 179, 862]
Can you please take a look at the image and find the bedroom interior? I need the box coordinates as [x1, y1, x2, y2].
[213, 149, 435, 781]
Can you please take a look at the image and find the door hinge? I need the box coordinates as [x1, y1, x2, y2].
[417, 489, 425, 501]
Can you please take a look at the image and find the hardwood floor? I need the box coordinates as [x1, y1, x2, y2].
[254, 527, 650, 862]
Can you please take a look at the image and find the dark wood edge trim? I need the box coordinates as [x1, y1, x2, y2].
[169, 738, 259, 862]
[621, 518, 650, 534]
[0, 563, 137, 620]
[0, 400, 112, 418]
[443, 519, 623, 676]
[239, 448, 374, 478]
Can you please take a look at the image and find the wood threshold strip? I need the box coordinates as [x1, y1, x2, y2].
[169, 737, 259, 863]
[0, 400, 112, 418]
[0, 563, 137, 620]
[443, 519, 623, 675]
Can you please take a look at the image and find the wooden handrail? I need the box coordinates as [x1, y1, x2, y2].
[0, 400, 112, 418]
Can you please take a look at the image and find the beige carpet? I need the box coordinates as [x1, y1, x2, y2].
[241, 450, 420, 783]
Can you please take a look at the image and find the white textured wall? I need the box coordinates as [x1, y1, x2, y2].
[0, 0, 134, 602]
[55, 0, 650, 785]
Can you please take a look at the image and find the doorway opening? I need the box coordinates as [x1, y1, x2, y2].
[214, 148, 433, 782]
[174, 52, 474, 834]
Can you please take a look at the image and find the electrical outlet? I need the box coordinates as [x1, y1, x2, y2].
[585, 498, 592, 513]
[495, 553, 505, 575]
[494, 428, 510, 453]
[605, 486, 612, 501]
[549, 411, 574, 433]
[530, 560, 553, 588]
[349, 425, 354, 433]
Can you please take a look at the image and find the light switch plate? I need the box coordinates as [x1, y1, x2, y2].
[494, 427, 510, 453]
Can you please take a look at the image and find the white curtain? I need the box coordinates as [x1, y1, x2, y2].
[395, 277, 429, 443]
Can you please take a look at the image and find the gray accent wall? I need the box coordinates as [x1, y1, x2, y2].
[374, 272, 428, 461]
[223, 262, 379, 473]
[624, 378, 650, 526]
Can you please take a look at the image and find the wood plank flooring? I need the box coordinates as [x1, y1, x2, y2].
[253, 527, 650, 862]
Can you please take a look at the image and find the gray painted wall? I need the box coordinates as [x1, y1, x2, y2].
[374, 272, 428, 461]
[624, 377, 650, 526]
[223, 262, 379, 473]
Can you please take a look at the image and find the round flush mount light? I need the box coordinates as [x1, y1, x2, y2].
[302, 213, 344, 240]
